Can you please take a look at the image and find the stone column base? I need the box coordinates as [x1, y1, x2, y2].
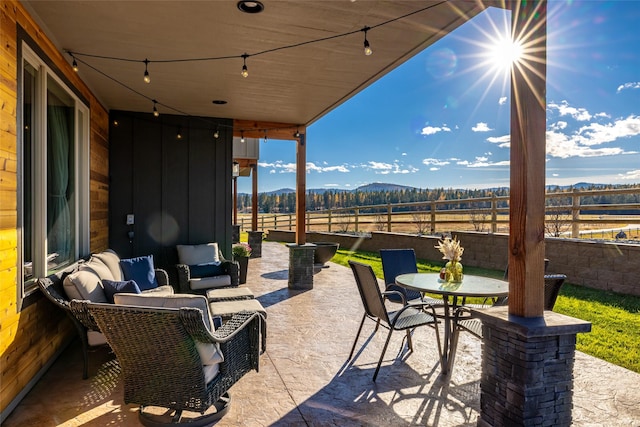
[248, 230, 263, 258]
[287, 243, 316, 290]
[473, 306, 591, 427]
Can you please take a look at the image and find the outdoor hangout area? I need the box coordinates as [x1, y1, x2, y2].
[5, 241, 639, 426]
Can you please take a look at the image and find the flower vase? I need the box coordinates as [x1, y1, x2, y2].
[445, 260, 463, 283]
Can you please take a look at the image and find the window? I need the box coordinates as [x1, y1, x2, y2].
[19, 44, 90, 302]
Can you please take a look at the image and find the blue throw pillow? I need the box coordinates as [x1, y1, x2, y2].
[103, 279, 141, 304]
[189, 263, 225, 278]
[119, 255, 159, 291]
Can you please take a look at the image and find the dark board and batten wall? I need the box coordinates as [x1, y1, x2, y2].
[109, 111, 234, 276]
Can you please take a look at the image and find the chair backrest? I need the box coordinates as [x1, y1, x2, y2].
[543, 274, 566, 310]
[380, 249, 422, 303]
[349, 261, 390, 324]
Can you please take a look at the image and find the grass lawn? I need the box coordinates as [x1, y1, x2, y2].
[332, 248, 640, 374]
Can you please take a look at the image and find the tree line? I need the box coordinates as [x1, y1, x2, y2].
[237, 183, 640, 214]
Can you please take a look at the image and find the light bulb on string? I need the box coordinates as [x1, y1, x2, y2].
[363, 27, 373, 56]
[152, 100, 159, 117]
[214, 127, 220, 139]
[143, 59, 151, 83]
[72, 57, 78, 72]
[263, 130, 268, 143]
[176, 126, 183, 140]
[294, 127, 301, 138]
[241, 54, 249, 78]
[240, 131, 245, 143]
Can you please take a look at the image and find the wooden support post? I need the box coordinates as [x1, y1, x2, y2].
[233, 177, 238, 225]
[251, 163, 258, 231]
[572, 189, 580, 238]
[387, 204, 392, 232]
[508, 0, 547, 317]
[295, 134, 306, 245]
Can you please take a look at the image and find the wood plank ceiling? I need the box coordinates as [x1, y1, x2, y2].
[22, 1, 501, 130]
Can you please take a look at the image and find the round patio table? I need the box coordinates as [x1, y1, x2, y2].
[395, 273, 508, 376]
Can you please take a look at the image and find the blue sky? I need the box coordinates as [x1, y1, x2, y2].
[238, 1, 640, 194]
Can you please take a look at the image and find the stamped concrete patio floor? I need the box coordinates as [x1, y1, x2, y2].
[5, 241, 639, 426]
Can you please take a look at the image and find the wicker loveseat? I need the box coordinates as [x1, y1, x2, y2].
[37, 249, 172, 379]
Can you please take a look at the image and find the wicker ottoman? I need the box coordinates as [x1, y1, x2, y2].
[206, 287, 254, 302]
[209, 299, 267, 320]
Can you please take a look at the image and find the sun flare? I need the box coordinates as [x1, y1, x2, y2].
[488, 36, 523, 70]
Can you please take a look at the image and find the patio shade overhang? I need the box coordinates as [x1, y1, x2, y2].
[22, 0, 503, 128]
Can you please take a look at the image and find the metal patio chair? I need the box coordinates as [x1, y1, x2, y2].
[348, 260, 442, 381]
[380, 248, 443, 307]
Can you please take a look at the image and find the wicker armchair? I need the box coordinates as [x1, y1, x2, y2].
[69, 300, 264, 426]
[37, 262, 170, 379]
[176, 246, 239, 295]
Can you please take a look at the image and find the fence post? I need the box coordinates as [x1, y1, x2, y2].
[274, 214, 278, 230]
[387, 203, 392, 232]
[289, 214, 292, 231]
[328, 209, 332, 233]
[572, 190, 580, 238]
[306, 211, 310, 231]
[491, 195, 497, 234]
[430, 201, 436, 234]
[354, 208, 359, 232]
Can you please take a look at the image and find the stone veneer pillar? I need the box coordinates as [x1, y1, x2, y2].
[473, 306, 591, 427]
[232, 224, 240, 243]
[287, 243, 316, 290]
[247, 230, 263, 258]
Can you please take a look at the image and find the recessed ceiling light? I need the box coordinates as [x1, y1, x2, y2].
[212, 100, 228, 105]
[237, 1, 264, 14]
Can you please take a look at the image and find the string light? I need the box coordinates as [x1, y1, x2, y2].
[143, 59, 151, 83]
[241, 54, 249, 78]
[363, 26, 372, 56]
[176, 126, 183, 139]
[64, 3, 446, 133]
[240, 131, 245, 143]
[214, 127, 220, 139]
[263, 129, 268, 143]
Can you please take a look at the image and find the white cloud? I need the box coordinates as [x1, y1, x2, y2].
[617, 169, 640, 180]
[430, 167, 440, 171]
[401, 152, 407, 156]
[457, 156, 510, 168]
[367, 161, 393, 171]
[486, 135, 511, 148]
[472, 122, 493, 132]
[499, 96, 507, 105]
[616, 82, 640, 93]
[545, 130, 628, 158]
[421, 125, 451, 135]
[574, 115, 640, 146]
[260, 161, 349, 174]
[324, 183, 340, 187]
[422, 158, 450, 166]
[549, 121, 568, 131]
[548, 100, 592, 121]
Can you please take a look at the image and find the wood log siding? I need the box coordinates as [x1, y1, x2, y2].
[0, 0, 109, 417]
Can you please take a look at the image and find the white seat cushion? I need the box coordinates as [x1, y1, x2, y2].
[94, 249, 125, 281]
[113, 293, 223, 366]
[177, 243, 220, 266]
[79, 257, 115, 282]
[63, 270, 108, 303]
[189, 275, 231, 290]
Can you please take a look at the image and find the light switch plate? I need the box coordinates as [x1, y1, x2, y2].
[126, 214, 135, 225]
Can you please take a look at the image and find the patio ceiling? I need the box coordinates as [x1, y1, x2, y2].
[22, 0, 502, 128]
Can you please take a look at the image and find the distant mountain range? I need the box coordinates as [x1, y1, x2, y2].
[244, 181, 610, 196]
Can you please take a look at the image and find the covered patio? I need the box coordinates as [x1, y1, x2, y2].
[5, 241, 639, 426]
